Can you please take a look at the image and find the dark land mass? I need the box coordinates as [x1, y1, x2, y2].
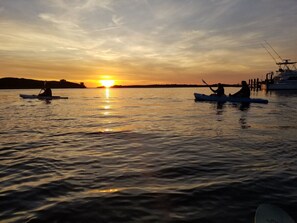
[0, 77, 86, 89]
[98, 84, 241, 88]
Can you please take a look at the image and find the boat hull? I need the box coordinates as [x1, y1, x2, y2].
[20, 94, 68, 100]
[261, 83, 297, 90]
[194, 93, 268, 104]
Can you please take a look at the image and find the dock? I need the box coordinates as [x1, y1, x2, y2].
[248, 78, 262, 91]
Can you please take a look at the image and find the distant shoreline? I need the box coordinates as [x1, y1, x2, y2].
[0, 77, 86, 89]
[0, 77, 241, 89]
[98, 84, 241, 88]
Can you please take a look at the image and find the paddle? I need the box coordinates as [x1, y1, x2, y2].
[202, 79, 215, 92]
[38, 81, 46, 95]
[202, 79, 209, 86]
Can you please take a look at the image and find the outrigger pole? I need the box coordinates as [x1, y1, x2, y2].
[261, 43, 278, 64]
[264, 40, 283, 61]
[262, 41, 296, 70]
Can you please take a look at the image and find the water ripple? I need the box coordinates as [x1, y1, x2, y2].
[1, 88, 297, 222]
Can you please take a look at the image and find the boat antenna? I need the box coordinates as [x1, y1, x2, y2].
[261, 43, 278, 64]
[264, 40, 283, 61]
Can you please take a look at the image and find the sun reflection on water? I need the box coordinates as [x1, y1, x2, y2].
[105, 88, 110, 99]
[84, 188, 121, 195]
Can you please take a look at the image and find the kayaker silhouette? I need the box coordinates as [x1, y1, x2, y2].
[230, 81, 250, 98]
[38, 82, 52, 97]
[202, 80, 225, 96]
[210, 83, 225, 96]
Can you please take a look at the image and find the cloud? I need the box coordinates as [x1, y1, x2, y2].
[1, 0, 297, 85]
[47, 0, 114, 12]
[39, 13, 84, 34]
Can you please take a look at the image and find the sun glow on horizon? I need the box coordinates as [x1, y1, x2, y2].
[100, 80, 115, 88]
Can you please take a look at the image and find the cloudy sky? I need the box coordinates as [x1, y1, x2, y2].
[1, 0, 297, 87]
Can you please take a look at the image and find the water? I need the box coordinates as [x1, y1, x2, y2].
[0, 88, 297, 223]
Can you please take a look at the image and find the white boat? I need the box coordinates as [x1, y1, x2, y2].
[261, 59, 297, 90]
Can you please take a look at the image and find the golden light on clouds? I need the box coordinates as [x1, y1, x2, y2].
[0, 1, 297, 86]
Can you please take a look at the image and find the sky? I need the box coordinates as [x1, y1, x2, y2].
[1, 0, 297, 87]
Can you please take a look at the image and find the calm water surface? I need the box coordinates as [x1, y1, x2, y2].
[0, 88, 297, 223]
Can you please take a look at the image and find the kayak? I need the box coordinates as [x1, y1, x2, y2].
[255, 204, 295, 223]
[194, 93, 268, 104]
[20, 94, 68, 100]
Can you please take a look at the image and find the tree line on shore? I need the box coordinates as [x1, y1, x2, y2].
[0, 77, 86, 89]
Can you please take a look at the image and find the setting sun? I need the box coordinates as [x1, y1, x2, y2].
[100, 80, 115, 88]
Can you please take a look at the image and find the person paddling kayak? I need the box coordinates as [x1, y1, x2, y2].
[38, 82, 52, 97]
[39, 87, 52, 97]
[230, 80, 250, 98]
[210, 83, 225, 96]
[202, 80, 225, 96]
